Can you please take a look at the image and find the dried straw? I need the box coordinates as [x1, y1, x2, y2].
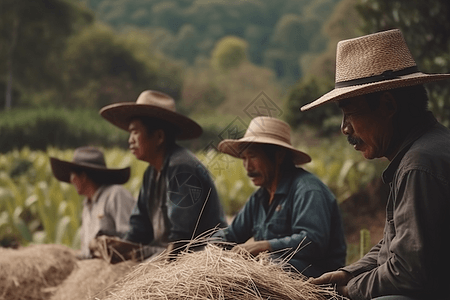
[100, 243, 340, 300]
[50, 259, 137, 300]
[0, 244, 77, 300]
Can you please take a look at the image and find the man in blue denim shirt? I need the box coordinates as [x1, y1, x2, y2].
[213, 116, 346, 277]
[97, 90, 227, 260]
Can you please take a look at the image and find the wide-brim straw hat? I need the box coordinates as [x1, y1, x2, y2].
[218, 116, 311, 165]
[301, 29, 450, 111]
[50, 147, 130, 184]
[99, 90, 202, 140]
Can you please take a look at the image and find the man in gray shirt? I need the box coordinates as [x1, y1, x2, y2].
[50, 146, 136, 259]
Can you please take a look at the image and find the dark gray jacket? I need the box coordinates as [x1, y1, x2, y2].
[124, 144, 227, 246]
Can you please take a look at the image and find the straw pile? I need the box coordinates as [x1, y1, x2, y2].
[0, 244, 77, 300]
[100, 244, 339, 300]
[50, 259, 137, 300]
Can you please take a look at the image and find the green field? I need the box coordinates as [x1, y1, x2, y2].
[0, 143, 387, 262]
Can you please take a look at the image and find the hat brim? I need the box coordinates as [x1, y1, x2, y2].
[218, 137, 311, 166]
[301, 72, 450, 111]
[50, 157, 130, 185]
[99, 103, 202, 140]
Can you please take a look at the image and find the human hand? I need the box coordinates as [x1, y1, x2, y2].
[232, 240, 272, 256]
[89, 235, 142, 263]
[309, 270, 352, 297]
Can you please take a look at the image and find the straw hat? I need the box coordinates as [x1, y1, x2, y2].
[100, 90, 202, 140]
[50, 147, 130, 184]
[301, 29, 450, 111]
[218, 116, 311, 165]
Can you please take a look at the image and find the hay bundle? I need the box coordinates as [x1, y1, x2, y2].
[50, 259, 137, 300]
[0, 244, 77, 300]
[101, 244, 338, 300]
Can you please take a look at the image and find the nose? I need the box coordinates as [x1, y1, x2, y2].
[128, 133, 134, 145]
[243, 158, 251, 172]
[69, 172, 76, 184]
[341, 115, 353, 136]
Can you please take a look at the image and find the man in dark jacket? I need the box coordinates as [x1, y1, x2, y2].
[302, 29, 450, 300]
[213, 116, 346, 277]
[96, 90, 227, 260]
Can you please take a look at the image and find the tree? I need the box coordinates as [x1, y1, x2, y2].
[284, 0, 363, 133]
[211, 36, 248, 72]
[0, 0, 92, 109]
[356, 0, 450, 125]
[284, 77, 339, 134]
[62, 24, 182, 109]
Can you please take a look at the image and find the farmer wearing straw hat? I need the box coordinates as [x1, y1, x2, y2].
[50, 146, 136, 259]
[96, 90, 227, 260]
[212, 116, 347, 277]
[304, 29, 450, 300]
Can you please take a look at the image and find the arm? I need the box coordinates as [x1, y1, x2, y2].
[123, 169, 154, 245]
[166, 162, 232, 242]
[103, 185, 136, 237]
[213, 196, 256, 245]
[345, 169, 438, 300]
[267, 188, 334, 260]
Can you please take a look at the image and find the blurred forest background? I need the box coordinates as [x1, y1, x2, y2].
[1, 0, 450, 262]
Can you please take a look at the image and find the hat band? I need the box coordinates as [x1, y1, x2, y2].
[335, 66, 419, 88]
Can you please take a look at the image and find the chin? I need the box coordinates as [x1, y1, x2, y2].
[251, 179, 262, 187]
[361, 149, 379, 160]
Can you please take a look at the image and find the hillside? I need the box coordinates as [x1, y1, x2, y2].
[82, 0, 341, 84]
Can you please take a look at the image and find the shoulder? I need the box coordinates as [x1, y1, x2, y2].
[290, 168, 330, 191]
[168, 145, 201, 168]
[102, 184, 134, 200]
[286, 168, 336, 202]
[399, 124, 450, 183]
[167, 145, 211, 179]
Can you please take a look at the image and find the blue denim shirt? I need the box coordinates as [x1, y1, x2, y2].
[124, 144, 228, 246]
[214, 167, 346, 277]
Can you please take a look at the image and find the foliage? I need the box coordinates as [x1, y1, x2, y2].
[284, 0, 363, 135]
[82, 0, 341, 83]
[355, 0, 450, 126]
[0, 1, 183, 111]
[0, 107, 248, 154]
[284, 76, 339, 134]
[61, 23, 183, 109]
[211, 36, 248, 72]
[198, 151, 256, 216]
[0, 147, 148, 248]
[0, 0, 93, 109]
[0, 137, 387, 248]
[180, 61, 283, 118]
[0, 108, 129, 152]
[301, 136, 388, 202]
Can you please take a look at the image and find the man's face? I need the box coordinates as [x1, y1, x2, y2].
[240, 144, 276, 189]
[128, 119, 157, 163]
[338, 95, 394, 160]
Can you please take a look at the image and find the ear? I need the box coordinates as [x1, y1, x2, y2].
[379, 91, 397, 118]
[154, 129, 166, 147]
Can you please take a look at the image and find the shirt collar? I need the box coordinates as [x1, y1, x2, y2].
[158, 143, 179, 173]
[84, 185, 106, 205]
[255, 167, 297, 198]
[382, 112, 438, 183]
